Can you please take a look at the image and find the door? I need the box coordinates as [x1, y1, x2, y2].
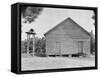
[78, 41, 83, 53]
[56, 41, 61, 55]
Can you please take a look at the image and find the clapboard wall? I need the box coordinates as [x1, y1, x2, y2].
[44, 18, 90, 56]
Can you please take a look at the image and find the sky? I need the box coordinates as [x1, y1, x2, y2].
[21, 7, 95, 41]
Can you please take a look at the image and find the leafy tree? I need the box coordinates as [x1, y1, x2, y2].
[91, 10, 96, 26]
[21, 6, 43, 23]
[41, 37, 46, 50]
[21, 41, 27, 53]
[34, 37, 46, 56]
[90, 30, 95, 54]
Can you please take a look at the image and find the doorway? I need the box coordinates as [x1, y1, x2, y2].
[78, 41, 83, 53]
[56, 41, 61, 56]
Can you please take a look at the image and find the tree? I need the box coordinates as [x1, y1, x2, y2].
[21, 6, 43, 23]
[34, 37, 46, 56]
[90, 30, 95, 54]
[91, 10, 96, 26]
[21, 41, 27, 53]
[41, 37, 46, 50]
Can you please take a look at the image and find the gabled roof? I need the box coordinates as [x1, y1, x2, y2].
[44, 17, 90, 36]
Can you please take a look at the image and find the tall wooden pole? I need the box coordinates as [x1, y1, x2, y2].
[33, 35, 35, 56]
[27, 34, 30, 56]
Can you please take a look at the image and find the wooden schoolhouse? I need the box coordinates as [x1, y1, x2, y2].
[44, 17, 91, 56]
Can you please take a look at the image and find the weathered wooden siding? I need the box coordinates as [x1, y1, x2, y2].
[45, 18, 90, 55]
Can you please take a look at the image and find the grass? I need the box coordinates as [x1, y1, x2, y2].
[21, 55, 95, 71]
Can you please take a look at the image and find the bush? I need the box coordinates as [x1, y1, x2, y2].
[35, 48, 46, 57]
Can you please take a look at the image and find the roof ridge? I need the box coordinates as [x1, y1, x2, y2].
[44, 17, 69, 35]
[44, 17, 90, 36]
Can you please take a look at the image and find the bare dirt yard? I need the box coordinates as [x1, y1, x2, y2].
[21, 56, 95, 71]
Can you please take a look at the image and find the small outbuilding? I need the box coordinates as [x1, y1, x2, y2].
[44, 17, 91, 56]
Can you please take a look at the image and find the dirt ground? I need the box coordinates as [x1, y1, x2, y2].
[21, 56, 95, 71]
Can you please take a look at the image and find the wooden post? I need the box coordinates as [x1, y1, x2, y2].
[32, 35, 35, 56]
[27, 34, 30, 57]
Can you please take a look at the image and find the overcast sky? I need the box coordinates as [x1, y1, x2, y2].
[21, 7, 95, 40]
